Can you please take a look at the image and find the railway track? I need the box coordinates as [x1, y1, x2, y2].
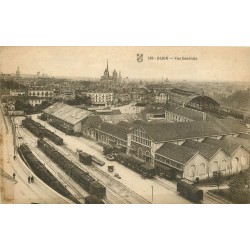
[16, 119, 128, 204]
[15, 124, 86, 204]
[154, 177, 177, 193]
[203, 192, 230, 204]
[59, 142, 150, 204]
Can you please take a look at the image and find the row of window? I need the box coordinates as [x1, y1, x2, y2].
[188, 156, 248, 178]
[155, 155, 183, 170]
[28, 92, 53, 96]
[166, 112, 190, 122]
[99, 133, 126, 146]
[132, 129, 150, 140]
[131, 135, 152, 147]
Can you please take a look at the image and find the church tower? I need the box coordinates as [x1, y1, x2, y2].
[103, 60, 109, 78]
[16, 66, 20, 78]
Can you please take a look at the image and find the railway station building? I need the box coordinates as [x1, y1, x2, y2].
[95, 122, 128, 149]
[167, 88, 220, 113]
[126, 118, 249, 180]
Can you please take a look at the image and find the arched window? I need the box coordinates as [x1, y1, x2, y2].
[241, 156, 247, 170]
[221, 160, 227, 173]
[189, 165, 196, 180]
[232, 157, 239, 172]
[241, 156, 247, 166]
[212, 161, 219, 173]
[199, 163, 206, 176]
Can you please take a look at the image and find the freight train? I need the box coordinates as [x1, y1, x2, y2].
[22, 117, 63, 145]
[18, 143, 79, 204]
[177, 180, 203, 203]
[85, 195, 105, 204]
[37, 139, 106, 199]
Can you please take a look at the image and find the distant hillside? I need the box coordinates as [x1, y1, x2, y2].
[220, 88, 250, 112]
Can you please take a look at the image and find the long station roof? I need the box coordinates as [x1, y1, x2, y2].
[134, 118, 248, 142]
[43, 102, 92, 125]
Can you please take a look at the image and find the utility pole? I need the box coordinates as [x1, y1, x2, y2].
[151, 185, 154, 203]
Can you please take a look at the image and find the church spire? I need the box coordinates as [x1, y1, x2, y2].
[107, 59, 109, 70]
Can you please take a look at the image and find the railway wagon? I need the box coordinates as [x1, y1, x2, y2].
[92, 156, 105, 166]
[22, 119, 45, 138]
[44, 130, 63, 145]
[79, 173, 95, 192]
[85, 195, 104, 204]
[103, 144, 126, 156]
[79, 152, 92, 165]
[18, 143, 80, 204]
[177, 180, 203, 203]
[89, 181, 106, 198]
[23, 118, 64, 145]
[116, 153, 155, 178]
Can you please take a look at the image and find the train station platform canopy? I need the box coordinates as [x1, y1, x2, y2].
[168, 88, 220, 110]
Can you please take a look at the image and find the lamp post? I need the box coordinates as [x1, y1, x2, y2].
[151, 185, 154, 203]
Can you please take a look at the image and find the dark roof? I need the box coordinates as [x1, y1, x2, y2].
[98, 122, 128, 141]
[88, 115, 103, 129]
[95, 109, 122, 115]
[238, 133, 250, 140]
[116, 121, 137, 130]
[135, 118, 247, 142]
[221, 136, 250, 153]
[182, 139, 221, 159]
[166, 107, 216, 121]
[166, 107, 204, 121]
[156, 142, 198, 164]
[202, 137, 241, 156]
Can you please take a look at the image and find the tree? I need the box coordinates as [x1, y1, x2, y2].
[229, 174, 246, 194]
[213, 171, 224, 190]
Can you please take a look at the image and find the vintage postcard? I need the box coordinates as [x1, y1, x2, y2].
[0, 46, 250, 204]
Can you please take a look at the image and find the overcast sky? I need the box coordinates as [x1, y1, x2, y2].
[0, 46, 249, 82]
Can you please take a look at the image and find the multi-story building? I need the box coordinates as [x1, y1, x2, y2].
[10, 90, 26, 96]
[28, 88, 54, 98]
[155, 93, 168, 103]
[87, 91, 114, 105]
[59, 87, 75, 99]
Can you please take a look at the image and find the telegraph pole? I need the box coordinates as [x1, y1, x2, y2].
[151, 185, 154, 203]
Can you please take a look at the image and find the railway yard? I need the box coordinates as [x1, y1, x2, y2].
[1, 105, 229, 204]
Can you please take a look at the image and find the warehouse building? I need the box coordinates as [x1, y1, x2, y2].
[43, 102, 92, 133]
[182, 139, 230, 178]
[202, 137, 249, 174]
[155, 142, 207, 181]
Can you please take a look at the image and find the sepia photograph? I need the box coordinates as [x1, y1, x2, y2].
[1, 46, 250, 205]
